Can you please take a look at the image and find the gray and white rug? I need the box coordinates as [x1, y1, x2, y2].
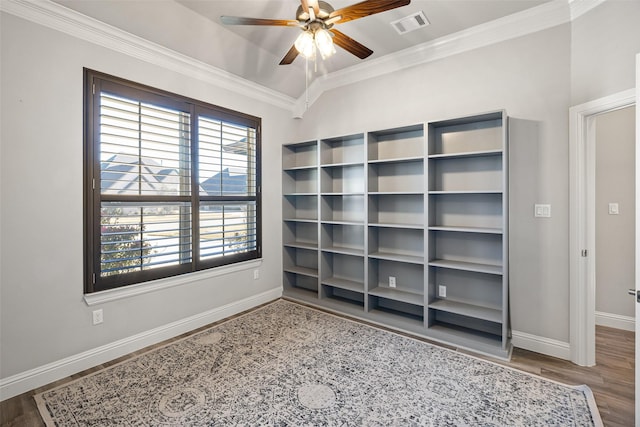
[36, 299, 602, 426]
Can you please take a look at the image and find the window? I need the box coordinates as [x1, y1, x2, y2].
[84, 69, 261, 293]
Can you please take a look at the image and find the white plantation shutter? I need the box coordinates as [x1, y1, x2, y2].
[85, 70, 261, 293]
[198, 116, 258, 261]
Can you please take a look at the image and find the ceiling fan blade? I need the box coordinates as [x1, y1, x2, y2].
[329, 29, 373, 59]
[279, 44, 300, 65]
[220, 16, 300, 26]
[329, 0, 411, 24]
[301, 0, 320, 16]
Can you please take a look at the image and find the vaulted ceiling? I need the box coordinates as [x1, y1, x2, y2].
[177, 0, 549, 72]
[53, 0, 551, 100]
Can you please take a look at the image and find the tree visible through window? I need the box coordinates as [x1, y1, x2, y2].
[84, 69, 261, 293]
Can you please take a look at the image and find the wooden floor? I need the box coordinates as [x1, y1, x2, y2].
[0, 301, 634, 426]
[502, 325, 634, 427]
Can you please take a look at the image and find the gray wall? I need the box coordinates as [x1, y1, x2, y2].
[2, 0, 640, 391]
[0, 12, 289, 379]
[595, 106, 636, 318]
[292, 24, 574, 342]
[571, 0, 640, 105]
[290, 1, 640, 344]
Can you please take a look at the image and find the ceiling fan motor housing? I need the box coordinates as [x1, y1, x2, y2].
[296, 1, 335, 26]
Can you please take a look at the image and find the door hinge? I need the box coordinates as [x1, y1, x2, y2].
[92, 83, 96, 95]
[581, 249, 588, 257]
[92, 178, 96, 190]
[92, 273, 96, 284]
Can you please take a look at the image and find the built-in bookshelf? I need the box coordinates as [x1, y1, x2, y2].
[282, 112, 510, 359]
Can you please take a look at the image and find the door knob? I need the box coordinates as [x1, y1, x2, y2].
[628, 289, 640, 303]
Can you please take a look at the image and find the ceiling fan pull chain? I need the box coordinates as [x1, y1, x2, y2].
[305, 56, 309, 112]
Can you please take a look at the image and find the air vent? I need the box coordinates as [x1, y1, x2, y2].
[391, 11, 430, 35]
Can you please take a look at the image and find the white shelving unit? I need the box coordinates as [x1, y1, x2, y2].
[282, 112, 510, 359]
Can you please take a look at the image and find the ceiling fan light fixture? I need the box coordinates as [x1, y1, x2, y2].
[222, 0, 413, 65]
[315, 28, 336, 59]
[294, 30, 315, 58]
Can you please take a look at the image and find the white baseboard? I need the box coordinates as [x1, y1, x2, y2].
[595, 311, 635, 332]
[511, 330, 571, 360]
[0, 287, 282, 401]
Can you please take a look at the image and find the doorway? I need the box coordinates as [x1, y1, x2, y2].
[569, 88, 636, 367]
[594, 106, 636, 332]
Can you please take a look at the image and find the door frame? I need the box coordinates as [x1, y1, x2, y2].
[569, 88, 636, 366]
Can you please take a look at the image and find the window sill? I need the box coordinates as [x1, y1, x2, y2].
[84, 259, 263, 306]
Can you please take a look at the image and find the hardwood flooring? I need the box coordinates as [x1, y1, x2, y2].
[503, 325, 634, 427]
[0, 301, 634, 426]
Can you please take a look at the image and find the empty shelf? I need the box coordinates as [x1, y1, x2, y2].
[428, 225, 502, 234]
[283, 242, 318, 250]
[429, 299, 502, 323]
[321, 246, 365, 256]
[283, 266, 318, 278]
[322, 277, 365, 293]
[368, 251, 423, 264]
[428, 259, 502, 275]
[428, 149, 503, 159]
[368, 286, 424, 306]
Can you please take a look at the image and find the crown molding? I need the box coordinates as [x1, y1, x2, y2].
[0, 0, 297, 112]
[2, 0, 607, 119]
[569, 0, 607, 20]
[293, 0, 605, 117]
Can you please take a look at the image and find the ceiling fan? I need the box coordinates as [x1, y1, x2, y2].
[221, 0, 411, 65]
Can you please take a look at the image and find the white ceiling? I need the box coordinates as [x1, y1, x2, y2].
[177, 0, 548, 68]
[53, 0, 551, 98]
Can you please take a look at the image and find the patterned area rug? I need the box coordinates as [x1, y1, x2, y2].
[35, 300, 602, 426]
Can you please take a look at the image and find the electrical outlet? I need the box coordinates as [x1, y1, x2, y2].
[92, 309, 103, 325]
[438, 285, 447, 298]
[253, 269, 260, 280]
[389, 276, 396, 288]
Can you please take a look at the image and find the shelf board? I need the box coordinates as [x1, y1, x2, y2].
[429, 299, 502, 323]
[368, 222, 424, 230]
[283, 192, 318, 197]
[368, 156, 424, 165]
[368, 286, 424, 306]
[428, 225, 502, 234]
[283, 193, 317, 198]
[368, 191, 424, 196]
[428, 149, 503, 159]
[320, 192, 365, 196]
[322, 277, 365, 293]
[283, 218, 318, 223]
[283, 164, 318, 171]
[321, 161, 364, 168]
[284, 242, 318, 250]
[428, 190, 502, 195]
[321, 220, 365, 227]
[368, 251, 423, 264]
[282, 286, 319, 301]
[322, 246, 365, 256]
[428, 259, 502, 275]
[427, 323, 508, 358]
[283, 266, 319, 278]
[367, 308, 425, 330]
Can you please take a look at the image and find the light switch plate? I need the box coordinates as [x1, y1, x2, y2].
[608, 203, 619, 215]
[534, 204, 551, 218]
